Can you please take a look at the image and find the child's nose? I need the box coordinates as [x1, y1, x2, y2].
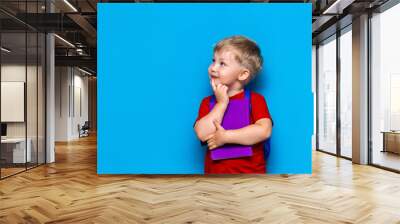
[209, 65, 218, 77]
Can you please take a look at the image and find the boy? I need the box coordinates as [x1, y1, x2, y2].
[194, 35, 273, 174]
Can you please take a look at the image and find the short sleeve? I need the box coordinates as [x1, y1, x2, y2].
[251, 92, 273, 125]
[195, 96, 211, 124]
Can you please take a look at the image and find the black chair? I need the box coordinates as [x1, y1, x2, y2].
[79, 121, 90, 138]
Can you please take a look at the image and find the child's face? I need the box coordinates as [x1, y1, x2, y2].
[208, 48, 246, 88]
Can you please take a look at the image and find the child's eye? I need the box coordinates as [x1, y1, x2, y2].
[220, 62, 225, 66]
[212, 59, 215, 63]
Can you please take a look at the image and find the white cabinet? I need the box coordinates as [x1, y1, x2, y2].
[1, 138, 32, 163]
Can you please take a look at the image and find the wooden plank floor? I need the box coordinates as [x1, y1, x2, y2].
[1, 135, 400, 224]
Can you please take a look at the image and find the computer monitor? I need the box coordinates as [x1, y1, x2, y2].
[1, 123, 7, 137]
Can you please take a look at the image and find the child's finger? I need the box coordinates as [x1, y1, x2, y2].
[204, 134, 214, 141]
[210, 79, 216, 91]
[208, 140, 217, 149]
[213, 120, 223, 130]
[217, 84, 224, 93]
[222, 85, 228, 93]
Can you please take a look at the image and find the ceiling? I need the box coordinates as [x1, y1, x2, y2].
[1, 0, 395, 74]
[1, 0, 97, 74]
[311, 0, 392, 44]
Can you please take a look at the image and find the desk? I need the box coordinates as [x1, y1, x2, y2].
[381, 131, 400, 154]
[1, 138, 31, 163]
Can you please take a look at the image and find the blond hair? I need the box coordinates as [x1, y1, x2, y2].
[214, 35, 263, 80]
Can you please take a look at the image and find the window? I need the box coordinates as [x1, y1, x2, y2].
[339, 27, 352, 158]
[371, 2, 400, 171]
[317, 35, 337, 154]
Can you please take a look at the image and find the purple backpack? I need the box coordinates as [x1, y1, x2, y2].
[208, 89, 271, 160]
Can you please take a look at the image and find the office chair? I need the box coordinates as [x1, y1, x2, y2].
[79, 121, 90, 138]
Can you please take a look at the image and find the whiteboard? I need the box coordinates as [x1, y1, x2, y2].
[1, 82, 25, 122]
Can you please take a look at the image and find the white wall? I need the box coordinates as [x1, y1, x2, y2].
[1, 82, 24, 122]
[70, 72, 89, 139]
[55, 67, 89, 141]
[1, 66, 26, 137]
[55, 66, 70, 141]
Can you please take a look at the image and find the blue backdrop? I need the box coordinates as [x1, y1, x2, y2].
[98, 3, 312, 174]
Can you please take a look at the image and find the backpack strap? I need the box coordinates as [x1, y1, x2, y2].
[245, 89, 270, 159]
[244, 88, 251, 100]
[244, 89, 251, 113]
[265, 138, 271, 159]
[210, 94, 215, 105]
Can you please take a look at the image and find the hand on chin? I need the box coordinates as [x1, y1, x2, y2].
[211, 78, 220, 86]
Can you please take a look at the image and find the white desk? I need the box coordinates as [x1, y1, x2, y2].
[1, 138, 31, 163]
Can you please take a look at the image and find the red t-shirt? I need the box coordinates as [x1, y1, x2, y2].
[195, 91, 272, 174]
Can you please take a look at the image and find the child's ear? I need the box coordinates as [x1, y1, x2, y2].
[238, 69, 250, 82]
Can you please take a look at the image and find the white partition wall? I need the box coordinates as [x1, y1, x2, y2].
[0, 62, 28, 177]
[0, 1, 48, 179]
